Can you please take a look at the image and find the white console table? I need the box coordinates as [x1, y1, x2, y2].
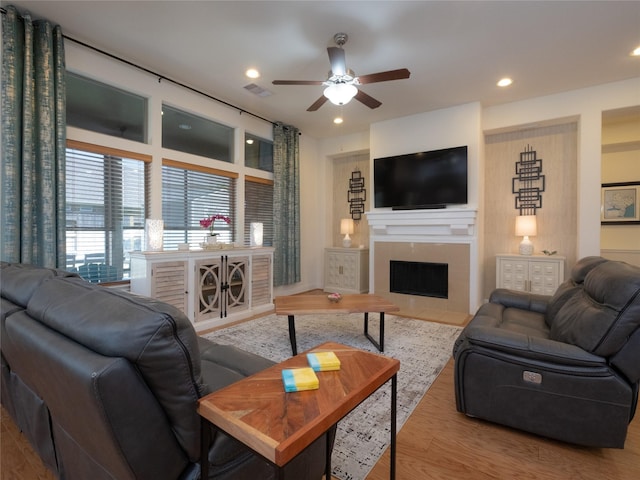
[130, 247, 273, 332]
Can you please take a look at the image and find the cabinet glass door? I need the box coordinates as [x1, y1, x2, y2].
[197, 260, 223, 321]
[226, 256, 248, 313]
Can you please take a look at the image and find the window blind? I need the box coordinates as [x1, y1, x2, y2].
[65, 142, 148, 282]
[162, 160, 236, 248]
[244, 177, 274, 246]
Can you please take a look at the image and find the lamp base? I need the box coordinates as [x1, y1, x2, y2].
[342, 234, 352, 248]
[519, 236, 534, 256]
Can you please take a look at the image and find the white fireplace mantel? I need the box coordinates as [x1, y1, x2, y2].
[365, 208, 478, 241]
[365, 207, 480, 313]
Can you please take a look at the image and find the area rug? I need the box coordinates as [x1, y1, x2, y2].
[203, 313, 461, 480]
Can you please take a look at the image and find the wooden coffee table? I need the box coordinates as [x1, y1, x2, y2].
[197, 342, 400, 480]
[274, 294, 400, 355]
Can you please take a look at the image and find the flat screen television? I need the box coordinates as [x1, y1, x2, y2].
[373, 145, 468, 209]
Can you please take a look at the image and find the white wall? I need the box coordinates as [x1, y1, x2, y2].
[370, 102, 483, 209]
[483, 78, 640, 258]
[273, 133, 327, 296]
[601, 109, 640, 266]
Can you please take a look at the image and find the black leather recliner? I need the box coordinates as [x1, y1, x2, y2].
[453, 256, 640, 448]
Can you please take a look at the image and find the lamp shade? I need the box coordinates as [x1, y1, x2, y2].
[323, 83, 357, 106]
[515, 215, 537, 237]
[250, 222, 263, 247]
[340, 218, 354, 235]
[144, 219, 164, 251]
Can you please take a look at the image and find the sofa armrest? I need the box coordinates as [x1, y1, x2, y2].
[489, 288, 550, 314]
[462, 324, 607, 368]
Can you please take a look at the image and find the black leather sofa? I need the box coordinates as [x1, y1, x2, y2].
[453, 256, 640, 448]
[0, 262, 330, 479]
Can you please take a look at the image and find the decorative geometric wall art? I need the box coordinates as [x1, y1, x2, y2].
[348, 169, 366, 221]
[512, 145, 545, 215]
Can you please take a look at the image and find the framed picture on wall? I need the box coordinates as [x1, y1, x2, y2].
[601, 182, 640, 224]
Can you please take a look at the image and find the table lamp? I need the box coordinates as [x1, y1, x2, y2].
[340, 218, 354, 248]
[250, 222, 263, 246]
[515, 215, 537, 256]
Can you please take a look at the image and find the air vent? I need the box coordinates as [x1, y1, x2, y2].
[244, 83, 272, 97]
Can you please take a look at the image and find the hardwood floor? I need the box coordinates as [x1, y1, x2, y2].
[3, 359, 639, 480]
[365, 360, 640, 480]
[1, 407, 55, 480]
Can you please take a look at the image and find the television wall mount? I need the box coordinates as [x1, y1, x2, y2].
[513, 144, 545, 215]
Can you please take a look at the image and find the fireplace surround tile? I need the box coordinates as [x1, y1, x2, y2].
[374, 242, 470, 314]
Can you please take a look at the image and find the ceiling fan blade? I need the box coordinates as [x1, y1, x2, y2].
[272, 80, 324, 86]
[357, 68, 411, 84]
[307, 95, 329, 112]
[327, 47, 347, 76]
[355, 89, 382, 109]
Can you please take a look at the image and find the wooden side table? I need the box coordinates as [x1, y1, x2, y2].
[197, 342, 400, 479]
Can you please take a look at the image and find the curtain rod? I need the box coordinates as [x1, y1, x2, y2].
[64, 35, 279, 127]
[1, 6, 291, 130]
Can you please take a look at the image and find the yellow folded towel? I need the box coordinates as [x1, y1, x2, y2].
[281, 367, 319, 392]
[307, 351, 341, 372]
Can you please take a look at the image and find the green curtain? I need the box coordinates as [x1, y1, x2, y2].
[272, 122, 300, 286]
[1, 5, 66, 267]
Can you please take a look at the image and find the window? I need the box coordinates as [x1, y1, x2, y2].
[244, 133, 273, 172]
[162, 105, 234, 162]
[244, 177, 273, 246]
[66, 72, 147, 143]
[66, 141, 149, 282]
[162, 160, 237, 248]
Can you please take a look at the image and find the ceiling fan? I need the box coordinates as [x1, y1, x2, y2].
[272, 33, 411, 111]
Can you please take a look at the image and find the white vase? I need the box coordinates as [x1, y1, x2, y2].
[206, 235, 217, 245]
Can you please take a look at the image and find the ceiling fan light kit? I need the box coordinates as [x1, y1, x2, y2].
[323, 83, 358, 105]
[272, 32, 410, 112]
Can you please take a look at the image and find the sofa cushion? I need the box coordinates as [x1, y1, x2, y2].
[0, 262, 76, 307]
[25, 275, 204, 461]
[544, 256, 610, 327]
[550, 260, 640, 356]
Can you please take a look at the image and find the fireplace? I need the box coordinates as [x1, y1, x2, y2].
[390, 261, 448, 298]
[365, 208, 478, 315]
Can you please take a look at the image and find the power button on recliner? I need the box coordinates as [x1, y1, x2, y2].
[523, 371, 542, 384]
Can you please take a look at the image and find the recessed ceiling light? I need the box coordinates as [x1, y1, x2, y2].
[631, 46, 640, 57]
[497, 78, 513, 87]
[246, 139, 254, 145]
[245, 68, 260, 79]
[333, 117, 344, 124]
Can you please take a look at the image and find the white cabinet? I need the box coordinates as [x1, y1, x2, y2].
[324, 248, 369, 294]
[149, 260, 188, 313]
[194, 255, 249, 323]
[496, 254, 565, 295]
[130, 247, 273, 331]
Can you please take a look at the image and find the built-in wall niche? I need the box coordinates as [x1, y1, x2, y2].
[601, 106, 640, 267]
[331, 153, 370, 248]
[483, 121, 578, 300]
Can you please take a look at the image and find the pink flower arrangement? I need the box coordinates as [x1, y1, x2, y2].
[200, 214, 231, 236]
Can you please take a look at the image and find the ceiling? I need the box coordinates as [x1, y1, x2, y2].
[6, 1, 640, 139]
